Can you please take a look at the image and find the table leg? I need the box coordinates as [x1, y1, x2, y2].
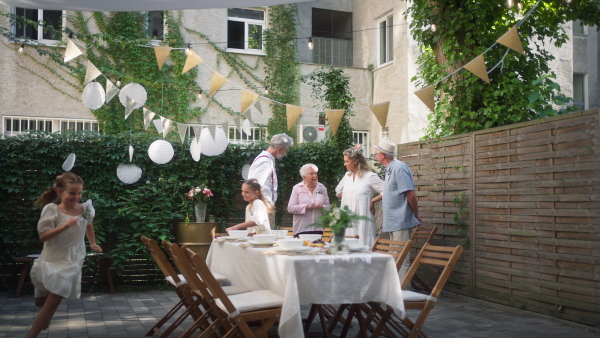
[103, 258, 114, 293]
[15, 261, 32, 298]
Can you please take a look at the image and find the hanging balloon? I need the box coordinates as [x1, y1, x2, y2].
[82, 82, 106, 110]
[62, 153, 76, 172]
[200, 127, 228, 156]
[118, 83, 147, 109]
[148, 140, 174, 164]
[116, 163, 142, 184]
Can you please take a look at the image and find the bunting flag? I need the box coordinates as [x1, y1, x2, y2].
[241, 90, 259, 113]
[105, 79, 120, 103]
[161, 117, 174, 138]
[153, 119, 163, 134]
[209, 71, 228, 95]
[154, 46, 172, 71]
[221, 122, 229, 135]
[325, 109, 345, 136]
[245, 110, 253, 123]
[143, 108, 156, 130]
[177, 123, 188, 144]
[64, 39, 83, 63]
[193, 125, 202, 143]
[253, 100, 263, 115]
[463, 54, 490, 84]
[207, 125, 216, 141]
[182, 50, 203, 74]
[234, 117, 242, 135]
[286, 104, 303, 131]
[414, 85, 436, 112]
[124, 96, 136, 119]
[370, 102, 390, 129]
[496, 26, 525, 56]
[84, 60, 102, 84]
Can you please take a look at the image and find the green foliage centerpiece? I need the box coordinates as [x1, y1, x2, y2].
[311, 205, 371, 255]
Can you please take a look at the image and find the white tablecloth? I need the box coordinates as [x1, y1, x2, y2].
[206, 241, 405, 338]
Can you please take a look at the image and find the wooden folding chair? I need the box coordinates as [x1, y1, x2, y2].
[140, 236, 206, 337]
[180, 244, 285, 337]
[409, 226, 438, 292]
[365, 244, 463, 338]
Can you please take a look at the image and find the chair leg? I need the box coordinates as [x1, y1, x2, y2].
[143, 297, 186, 336]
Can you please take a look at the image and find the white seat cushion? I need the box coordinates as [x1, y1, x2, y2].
[166, 272, 228, 287]
[216, 290, 283, 314]
[222, 285, 251, 295]
[402, 290, 436, 303]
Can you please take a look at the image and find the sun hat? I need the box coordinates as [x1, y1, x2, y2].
[374, 139, 396, 156]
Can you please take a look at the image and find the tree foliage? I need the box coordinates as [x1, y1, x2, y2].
[407, 0, 600, 138]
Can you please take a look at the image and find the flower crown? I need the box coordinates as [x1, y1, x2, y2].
[351, 144, 363, 155]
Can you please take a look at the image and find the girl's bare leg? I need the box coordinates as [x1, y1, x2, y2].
[27, 293, 63, 338]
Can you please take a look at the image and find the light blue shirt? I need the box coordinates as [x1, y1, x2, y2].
[382, 158, 419, 232]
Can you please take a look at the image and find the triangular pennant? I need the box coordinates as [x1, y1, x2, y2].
[286, 104, 304, 131]
[154, 46, 172, 71]
[153, 119, 163, 134]
[207, 125, 216, 142]
[162, 118, 174, 138]
[234, 117, 242, 136]
[64, 39, 83, 63]
[463, 54, 490, 84]
[105, 79, 120, 103]
[182, 50, 203, 74]
[245, 110, 253, 123]
[241, 90, 259, 114]
[143, 108, 156, 130]
[177, 123, 188, 144]
[124, 96, 136, 119]
[84, 60, 102, 84]
[496, 26, 525, 56]
[325, 109, 345, 136]
[415, 85, 436, 112]
[193, 126, 202, 143]
[221, 122, 229, 135]
[253, 100, 263, 115]
[370, 102, 390, 128]
[209, 72, 228, 95]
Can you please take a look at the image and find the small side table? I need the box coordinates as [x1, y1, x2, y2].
[13, 253, 114, 297]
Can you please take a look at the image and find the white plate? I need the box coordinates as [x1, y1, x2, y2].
[219, 236, 249, 240]
[273, 246, 315, 252]
[248, 240, 275, 247]
[349, 245, 371, 252]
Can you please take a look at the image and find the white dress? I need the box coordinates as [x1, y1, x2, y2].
[246, 199, 271, 234]
[30, 200, 94, 299]
[335, 171, 384, 247]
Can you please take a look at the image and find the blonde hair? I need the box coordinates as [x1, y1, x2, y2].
[343, 147, 371, 178]
[243, 179, 274, 214]
[34, 172, 84, 207]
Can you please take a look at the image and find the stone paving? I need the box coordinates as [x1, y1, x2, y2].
[1, 290, 598, 337]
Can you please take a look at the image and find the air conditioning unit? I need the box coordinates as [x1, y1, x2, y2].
[298, 124, 326, 143]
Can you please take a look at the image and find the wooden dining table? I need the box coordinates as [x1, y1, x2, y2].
[206, 240, 405, 338]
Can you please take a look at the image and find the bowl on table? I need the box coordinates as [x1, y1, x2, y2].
[253, 234, 277, 244]
[227, 230, 249, 239]
[277, 238, 304, 250]
[345, 238, 359, 249]
[298, 234, 322, 243]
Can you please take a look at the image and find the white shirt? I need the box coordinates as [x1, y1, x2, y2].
[246, 199, 271, 234]
[248, 150, 277, 202]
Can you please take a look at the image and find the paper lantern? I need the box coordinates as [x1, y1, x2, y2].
[190, 137, 201, 162]
[82, 82, 106, 110]
[62, 153, 76, 172]
[242, 164, 250, 180]
[148, 140, 174, 164]
[242, 118, 252, 136]
[119, 83, 147, 109]
[200, 127, 228, 156]
[117, 163, 142, 184]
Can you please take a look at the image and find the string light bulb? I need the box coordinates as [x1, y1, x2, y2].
[308, 37, 313, 50]
[185, 43, 191, 55]
[430, 20, 437, 32]
[116, 77, 122, 87]
[18, 44, 24, 53]
[507, 0, 514, 8]
[517, 1, 523, 11]
[265, 86, 270, 95]
[197, 90, 202, 99]
[566, 0, 572, 3]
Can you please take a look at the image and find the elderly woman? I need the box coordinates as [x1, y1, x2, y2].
[287, 163, 330, 236]
[335, 146, 384, 247]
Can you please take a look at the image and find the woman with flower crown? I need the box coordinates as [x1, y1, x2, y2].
[335, 146, 384, 247]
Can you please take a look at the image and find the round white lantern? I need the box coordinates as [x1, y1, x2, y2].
[241, 164, 250, 180]
[119, 83, 147, 109]
[117, 163, 142, 184]
[200, 127, 228, 156]
[82, 82, 106, 110]
[148, 140, 174, 164]
[190, 137, 201, 162]
[62, 153, 76, 172]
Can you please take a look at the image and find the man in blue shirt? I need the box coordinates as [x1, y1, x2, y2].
[375, 139, 422, 279]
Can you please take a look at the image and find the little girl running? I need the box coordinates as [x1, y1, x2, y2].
[27, 173, 102, 338]
[226, 178, 273, 234]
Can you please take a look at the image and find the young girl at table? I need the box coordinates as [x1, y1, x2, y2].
[27, 173, 102, 338]
[226, 178, 273, 234]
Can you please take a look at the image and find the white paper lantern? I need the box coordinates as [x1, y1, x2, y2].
[148, 140, 174, 164]
[117, 163, 142, 184]
[242, 164, 250, 180]
[119, 83, 147, 109]
[62, 153, 76, 172]
[242, 118, 252, 136]
[190, 137, 201, 162]
[200, 127, 228, 156]
[82, 82, 106, 110]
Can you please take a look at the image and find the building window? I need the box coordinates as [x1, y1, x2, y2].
[376, 13, 394, 67]
[572, 19, 586, 36]
[227, 8, 265, 53]
[186, 125, 266, 145]
[12, 7, 63, 44]
[311, 8, 353, 67]
[381, 127, 389, 139]
[3, 116, 98, 136]
[147, 11, 165, 40]
[353, 130, 369, 154]
[573, 73, 586, 111]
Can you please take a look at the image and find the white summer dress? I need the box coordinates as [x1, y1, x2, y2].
[30, 200, 94, 299]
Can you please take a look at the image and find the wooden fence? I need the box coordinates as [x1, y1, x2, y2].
[396, 109, 600, 327]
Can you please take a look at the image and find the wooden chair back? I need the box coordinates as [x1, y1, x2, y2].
[371, 238, 413, 273]
[141, 235, 180, 281]
[409, 226, 438, 244]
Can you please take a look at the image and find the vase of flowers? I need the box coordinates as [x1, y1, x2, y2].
[310, 205, 372, 255]
[187, 185, 213, 222]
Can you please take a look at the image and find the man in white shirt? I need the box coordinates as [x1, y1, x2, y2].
[248, 133, 294, 227]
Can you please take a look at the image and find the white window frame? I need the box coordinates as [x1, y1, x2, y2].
[572, 73, 587, 111]
[3, 116, 98, 137]
[381, 127, 389, 140]
[11, 7, 64, 46]
[353, 130, 370, 155]
[375, 13, 394, 68]
[185, 124, 266, 145]
[572, 19, 587, 36]
[226, 8, 266, 55]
